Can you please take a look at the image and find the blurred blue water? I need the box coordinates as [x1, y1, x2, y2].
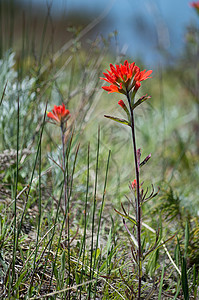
[20, 0, 198, 67]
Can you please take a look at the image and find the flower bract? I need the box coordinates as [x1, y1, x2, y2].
[132, 179, 137, 189]
[101, 60, 152, 95]
[118, 99, 126, 108]
[47, 103, 70, 126]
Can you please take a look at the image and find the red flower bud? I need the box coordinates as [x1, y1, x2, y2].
[132, 179, 137, 189]
[118, 99, 125, 108]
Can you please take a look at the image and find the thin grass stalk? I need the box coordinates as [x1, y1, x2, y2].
[38, 180, 64, 295]
[18, 11, 25, 81]
[8, 102, 47, 296]
[77, 144, 90, 299]
[93, 254, 102, 299]
[28, 140, 42, 295]
[88, 128, 100, 299]
[158, 263, 165, 300]
[66, 143, 80, 299]
[126, 90, 142, 299]
[61, 124, 67, 211]
[29, 279, 97, 300]
[94, 149, 111, 262]
[65, 137, 71, 300]
[47, 135, 78, 293]
[68, 61, 75, 100]
[0, 80, 7, 107]
[93, 150, 111, 295]
[38, 4, 51, 67]
[15, 101, 47, 246]
[9, 96, 19, 296]
[48, 142, 79, 298]
[38, 133, 74, 295]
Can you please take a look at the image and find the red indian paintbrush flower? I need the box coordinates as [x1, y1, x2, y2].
[190, 1, 199, 8]
[101, 60, 152, 95]
[47, 103, 70, 126]
[190, 1, 199, 14]
[132, 179, 137, 189]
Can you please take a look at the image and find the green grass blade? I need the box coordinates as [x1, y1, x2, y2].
[77, 143, 90, 298]
[94, 149, 110, 265]
[0, 81, 7, 106]
[28, 138, 42, 295]
[173, 281, 181, 300]
[181, 256, 189, 300]
[16, 100, 47, 245]
[184, 221, 189, 258]
[9, 96, 19, 297]
[93, 149, 111, 295]
[89, 127, 100, 298]
[158, 263, 165, 300]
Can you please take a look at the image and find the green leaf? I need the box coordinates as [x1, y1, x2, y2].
[184, 221, 189, 258]
[132, 95, 151, 110]
[104, 115, 131, 126]
[61, 251, 66, 272]
[174, 242, 180, 267]
[93, 248, 101, 262]
[14, 270, 27, 289]
[158, 264, 165, 300]
[114, 208, 137, 225]
[181, 257, 189, 300]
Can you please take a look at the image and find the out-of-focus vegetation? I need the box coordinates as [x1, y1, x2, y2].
[0, 0, 199, 299]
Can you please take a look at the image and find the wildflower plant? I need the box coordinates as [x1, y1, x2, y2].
[47, 103, 70, 210]
[47, 102, 73, 295]
[101, 60, 159, 298]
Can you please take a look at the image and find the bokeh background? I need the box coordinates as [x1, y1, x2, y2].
[2, 0, 198, 67]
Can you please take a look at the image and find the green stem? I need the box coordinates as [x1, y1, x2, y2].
[61, 125, 67, 211]
[126, 90, 142, 299]
[10, 96, 19, 295]
[61, 125, 70, 299]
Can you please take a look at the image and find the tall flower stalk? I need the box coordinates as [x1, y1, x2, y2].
[101, 60, 152, 299]
[47, 103, 71, 297]
[47, 103, 70, 210]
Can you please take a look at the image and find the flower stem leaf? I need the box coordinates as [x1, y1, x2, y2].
[132, 95, 151, 110]
[140, 153, 151, 168]
[142, 185, 160, 203]
[118, 100, 131, 121]
[114, 208, 137, 226]
[104, 115, 131, 127]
